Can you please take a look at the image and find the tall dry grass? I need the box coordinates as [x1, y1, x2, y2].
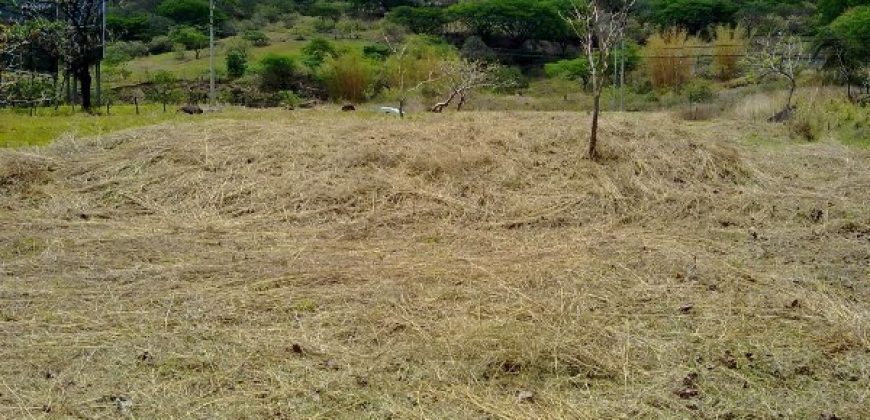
[644, 28, 701, 88]
[712, 25, 748, 81]
[322, 51, 376, 102]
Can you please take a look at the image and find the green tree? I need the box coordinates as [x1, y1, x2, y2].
[258, 54, 298, 91]
[106, 14, 150, 42]
[301, 37, 338, 70]
[447, 0, 570, 44]
[148, 70, 181, 112]
[817, 0, 870, 25]
[225, 46, 248, 79]
[158, 0, 225, 27]
[387, 6, 449, 34]
[649, 0, 738, 33]
[170, 26, 208, 59]
[816, 6, 870, 98]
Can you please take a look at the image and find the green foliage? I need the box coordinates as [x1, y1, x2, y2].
[363, 43, 392, 61]
[104, 41, 149, 66]
[683, 79, 715, 102]
[158, 0, 225, 27]
[106, 14, 150, 42]
[277, 90, 302, 108]
[242, 30, 270, 47]
[169, 26, 208, 58]
[827, 5, 870, 57]
[148, 70, 181, 111]
[226, 47, 249, 79]
[461, 36, 497, 62]
[817, 0, 870, 25]
[649, 0, 738, 33]
[147, 35, 174, 54]
[258, 54, 299, 91]
[545, 58, 590, 84]
[301, 38, 338, 70]
[447, 0, 569, 42]
[387, 6, 448, 34]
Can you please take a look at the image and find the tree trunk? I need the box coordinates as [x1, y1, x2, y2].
[78, 68, 92, 111]
[431, 90, 459, 113]
[399, 97, 405, 119]
[588, 91, 601, 160]
[457, 94, 466, 111]
[786, 77, 796, 109]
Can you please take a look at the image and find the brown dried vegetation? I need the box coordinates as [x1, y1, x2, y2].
[0, 111, 867, 418]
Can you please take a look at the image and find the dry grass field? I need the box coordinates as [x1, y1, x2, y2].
[0, 110, 867, 418]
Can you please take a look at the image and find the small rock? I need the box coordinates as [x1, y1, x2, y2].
[516, 390, 535, 403]
[341, 103, 356, 111]
[679, 304, 694, 314]
[819, 413, 840, 420]
[291, 344, 304, 354]
[789, 299, 801, 309]
[112, 396, 133, 416]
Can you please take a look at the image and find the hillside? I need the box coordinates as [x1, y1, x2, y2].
[1, 111, 867, 418]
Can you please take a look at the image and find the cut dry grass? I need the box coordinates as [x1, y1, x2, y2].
[0, 110, 867, 418]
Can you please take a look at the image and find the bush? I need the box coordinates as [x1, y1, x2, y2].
[683, 79, 714, 103]
[301, 37, 337, 70]
[387, 6, 448, 34]
[492, 66, 526, 93]
[173, 43, 186, 61]
[242, 30, 270, 47]
[258, 53, 298, 91]
[148, 35, 174, 55]
[277, 90, 302, 108]
[104, 41, 148, 66]
[226, 47, 248, 79]
[170, 26, 208, 59]
[363, 43, 391, 61]
[322, 51, 376, 102]
[313, 18, 336, 33]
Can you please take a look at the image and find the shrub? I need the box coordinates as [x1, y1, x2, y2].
[173, 43, 186, 61]
[322, 51, 376, 102]
[226, 47, 248, 79]
[104, 41, 148, 66]
[170, 26, 208, 59]
[644, 27, 700, 89]
[336, 19, 365, 39]
[278, 90, 302, 108]
[363, 43, 391, 61]
[147, 35, 174, 55]
[684, 79, 714, 103]
[242, 30, 270, 47]
[712, 25, 747, 81]
[313, 18, 336, 34]
[387, 6, 448, 34]
[301, 37, 337, 70]
[259, 54, 298, 91]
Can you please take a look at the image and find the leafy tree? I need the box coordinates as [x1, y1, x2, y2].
[169, 26, 208, 59]
[258, 53, 298, 91]
[545, 57, 591, 93]
[387, 6, 449, 34]
[301, 37, 338, 70]
[225, 45, 248, 79]
[158, 0, 225, 27]
[816, 6, 870, 98]
[148, 70, 181, 112]
[106, 14, 150, 42]
[745, 35, 807, 115]
[817, 0, 870, 25]
[242, 30, 270, 47]
[649, 0, 738, 33]
[448, 0, 570, 44]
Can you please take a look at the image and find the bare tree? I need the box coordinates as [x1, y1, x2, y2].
[564, 0, 634, 160]
[746, 34, 807, 119]
[430, 59, 509, 113]
[384, 38, 438, 118]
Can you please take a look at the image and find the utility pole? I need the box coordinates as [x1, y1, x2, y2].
[95, 0, 105, 106]
[619, 36, 625, 112]
[209, 0, 215, 108]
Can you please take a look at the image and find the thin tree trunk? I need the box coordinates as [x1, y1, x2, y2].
[399, 97, 405, 119]
[79, 68, 92, 111]
[589, 91, 601, 160]
[457, 94, 466, 111]
[786, 77, 796, 109]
